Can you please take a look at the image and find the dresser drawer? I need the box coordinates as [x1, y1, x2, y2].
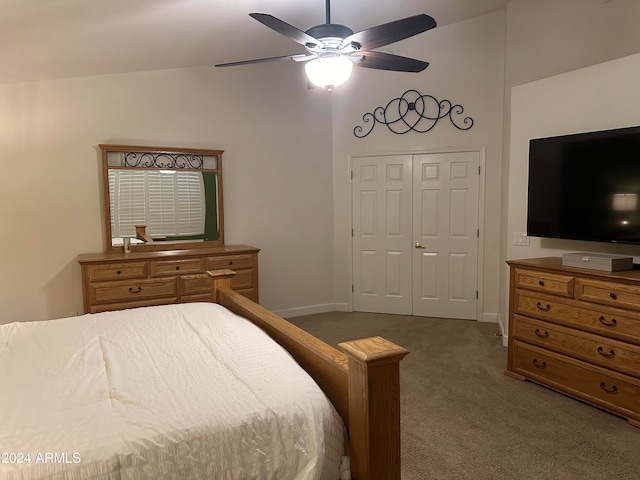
[513, 289, 577, 323]
[514, 268, 574, 298]
[179, 274, 210, 296]
[576, 277, 640, 312]
[89, 298, 177, 314]
[208, 254, 254, 270]
[150, 258, 204, 277]
[514, 290, 640, 346]
[90, 278, 177, 305]
[87, 262, 148, 282]
[179, 274, 256, 301]
[513, 341, 640, 420]
[514, 315, 640, 378]
[181, 293, 214, 303]
[231, 269, 254, 289]
[180, 269, 253, 291]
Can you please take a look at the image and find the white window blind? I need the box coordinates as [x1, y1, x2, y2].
[109, 170, 205, 238]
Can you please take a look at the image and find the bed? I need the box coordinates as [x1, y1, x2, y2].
[0, 270, 408, 480]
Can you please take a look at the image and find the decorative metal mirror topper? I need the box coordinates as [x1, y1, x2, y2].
[353, 89, 474, 138]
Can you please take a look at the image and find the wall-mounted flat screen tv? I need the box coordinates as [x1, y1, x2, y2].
[527, 125, 640, 245]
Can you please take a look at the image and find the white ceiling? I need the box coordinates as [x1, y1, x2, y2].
[0, 0, 512, 84]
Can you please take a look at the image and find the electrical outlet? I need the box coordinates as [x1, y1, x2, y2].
[513, 232, 530, 246]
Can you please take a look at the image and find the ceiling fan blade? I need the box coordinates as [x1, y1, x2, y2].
[341, 14, 436, 51]
[354, 51, 429, 72]
[249, 13, 321, 48]
[215, 54, 312, 68]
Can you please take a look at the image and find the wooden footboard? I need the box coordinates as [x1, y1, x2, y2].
[209, 270, 408, 480]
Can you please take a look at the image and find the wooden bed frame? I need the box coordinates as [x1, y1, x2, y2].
[208, 270, 408, 480]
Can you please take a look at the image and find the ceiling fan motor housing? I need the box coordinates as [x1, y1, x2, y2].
[215, 8, 435, 80]
[305, 24, 354, 47]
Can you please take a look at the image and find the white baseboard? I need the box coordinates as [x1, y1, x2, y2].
[272, 303, 339, 319]
[481, 312, 508, 346]
[480, 312, 498, 323]
[272, 303, 508, 349]
[334, 303, 351, 312]
[496, 313, 508, 347]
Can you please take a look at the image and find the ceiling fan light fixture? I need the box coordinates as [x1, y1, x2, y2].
[215, 3, 437, 86]
[304, 55, 353, 90]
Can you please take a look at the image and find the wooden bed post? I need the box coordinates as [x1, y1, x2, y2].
[208, 270, 409, 480]
[339, 337, 409, 480]
[208, 269, 236, 301]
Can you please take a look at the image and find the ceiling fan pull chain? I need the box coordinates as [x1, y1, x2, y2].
[325, 0, 331, 24]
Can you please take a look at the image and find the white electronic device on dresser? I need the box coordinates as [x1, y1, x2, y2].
[506, 257, 640, 428]
[78, 144, 259, 313]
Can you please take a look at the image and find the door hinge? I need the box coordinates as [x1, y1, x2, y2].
[476, 290, 479, 299]
[477, 229, 480, 238]
[351, 228, 354, 237]
[352, 284, 355, 293]
[351, 171, 353, 179]
[478, 165, 481, 175]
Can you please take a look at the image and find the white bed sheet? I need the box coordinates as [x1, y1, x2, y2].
[0, 303, 346, 480]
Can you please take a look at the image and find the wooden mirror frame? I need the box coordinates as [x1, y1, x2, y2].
[100, 144, 225, 253]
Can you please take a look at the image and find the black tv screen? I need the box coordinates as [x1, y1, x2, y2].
[527, 125, 640, 244]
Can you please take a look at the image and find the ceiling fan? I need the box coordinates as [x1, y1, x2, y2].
[215, 0, 437, 90]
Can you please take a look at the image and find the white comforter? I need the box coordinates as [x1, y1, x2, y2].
[0, 303, 346, 480]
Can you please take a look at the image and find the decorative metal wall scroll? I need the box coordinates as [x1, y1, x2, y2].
[121, 151, 204, 169]
[353, 89, 474, 138]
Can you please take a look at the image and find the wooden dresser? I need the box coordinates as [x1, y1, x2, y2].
[78, 245, 259, 314]
[506, 257, 640, 427]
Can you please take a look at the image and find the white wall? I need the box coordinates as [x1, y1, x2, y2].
[505, 0, 640, 87]
[8, 1, 640, 327]
[509, 52, 640, 261]
[507, 52, 640, 293]
[331, 12, 506, 320]
[499, 0, 640, 339]
[0, 63, 335, 323]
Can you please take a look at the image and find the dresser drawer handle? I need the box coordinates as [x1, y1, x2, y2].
[538, 280, 545, 287]
[609, 292, 617, 300]
[176, 266, 181, 271]
[532, 358, 547, 369]
[117, 270, 122, 275]
[598, 316, 617, 327]
[597, 346, 615, 358]
[534, 329, 549, 339]
[599, 381, 618, 394]
[128, 287, 142, 294]
[229, 261, 233, 266]
[536, 302, 551, 311]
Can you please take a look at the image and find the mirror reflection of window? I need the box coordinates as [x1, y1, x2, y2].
[109, 170, 205, 238]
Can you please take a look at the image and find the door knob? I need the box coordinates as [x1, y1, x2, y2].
[414, 243, 426, 249]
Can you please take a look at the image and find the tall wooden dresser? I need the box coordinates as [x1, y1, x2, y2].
[78, 245, 259, 314]
[506, 257, 640, 427]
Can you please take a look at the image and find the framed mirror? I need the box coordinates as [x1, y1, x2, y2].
[100, 144, 224, 252]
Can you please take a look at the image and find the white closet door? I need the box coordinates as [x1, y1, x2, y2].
[352, 151, 480, 319]
[352, 155, 413, 314]
[412, 152, 479, 319]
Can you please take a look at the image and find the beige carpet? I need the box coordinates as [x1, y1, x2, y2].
[288, 311, 640, 480]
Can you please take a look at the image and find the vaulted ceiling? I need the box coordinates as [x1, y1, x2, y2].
[0, 0, 512, 84]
